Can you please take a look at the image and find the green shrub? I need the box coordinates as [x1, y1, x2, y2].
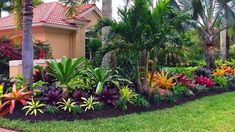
[84, 67, 130, 94]
[46, 57, 85, 86]
[152, 92, 164, 104]
[163, 67, 197, 78]
[212, 76, 228, 88]
[44, 105, 60, 114]
[134, 95, 150, 107]
[172, 84, 191, 98]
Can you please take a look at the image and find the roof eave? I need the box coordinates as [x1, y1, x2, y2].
[0, 23, 79, 31]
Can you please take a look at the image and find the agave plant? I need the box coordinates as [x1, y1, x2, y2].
[46, 57, 85, 85]
[0, 85, 32, 116]
[84, 67, 129, 94]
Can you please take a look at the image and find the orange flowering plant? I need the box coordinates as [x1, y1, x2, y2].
[155, 70, 176, 90]
[0, 85, 32, 116]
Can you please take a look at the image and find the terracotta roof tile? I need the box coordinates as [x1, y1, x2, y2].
[0, 2, 96, 28]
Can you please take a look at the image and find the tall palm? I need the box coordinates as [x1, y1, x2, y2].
[22, 0, 34, 84]
[170, 0, 235, 68]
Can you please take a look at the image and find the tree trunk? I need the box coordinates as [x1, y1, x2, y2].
[22, 0, 34, 84]
[220, 29, 228, 61]
[205, 36, 216, 69]
[0, 9, 2, 18]
[101, 0, 114, 67]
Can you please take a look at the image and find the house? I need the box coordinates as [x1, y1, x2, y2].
[0, 2, 102, 59]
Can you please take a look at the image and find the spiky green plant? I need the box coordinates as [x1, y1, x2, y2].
[57, 98, 76, 112]
[81, 95, 100, 111]
[22, 98, 45, 116]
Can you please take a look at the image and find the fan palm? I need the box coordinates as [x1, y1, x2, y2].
[170, 0, 235, 68]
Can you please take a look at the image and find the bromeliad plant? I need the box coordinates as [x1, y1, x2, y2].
[195, 75, 215, 88]
[118, 86, 138, 110]
[84, 67, 130, 95]
[57, 98, 76, 112]
[81, 95, 100, 111]
[46, 57, 85, 86]
[96, 86, 119, 106]
[42, 87, 63, 105]
[177, 74, 196, 89]
[155, 70, 175, 90]
[0, 84, 3, 105]
[0, 85, 32, 116]
[22, 98, 45, 116]
[72, 90, 88, 102]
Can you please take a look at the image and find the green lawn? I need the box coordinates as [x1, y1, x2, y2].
[0, 92, 235, 132]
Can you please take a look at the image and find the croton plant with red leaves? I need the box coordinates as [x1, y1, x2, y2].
[195, 75, 215, 88]
[0, 85, 32, 116]
[0, 36, 21, 60]
[177, 74, 196, 89]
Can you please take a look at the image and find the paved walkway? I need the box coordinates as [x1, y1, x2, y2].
[0, 128, 17, 132]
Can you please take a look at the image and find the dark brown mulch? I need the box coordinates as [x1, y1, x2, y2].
[4, 87, 235, 122]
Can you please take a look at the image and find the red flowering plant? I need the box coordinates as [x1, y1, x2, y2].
[176, 74, 196, 89]
[33, 40, 52, 59]
[0, 36, 21, 74]
[195, 75, 215, 88]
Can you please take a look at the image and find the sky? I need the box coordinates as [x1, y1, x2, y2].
[2, 0, 125, 20]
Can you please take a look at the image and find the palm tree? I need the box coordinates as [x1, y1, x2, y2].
[22, 0, 34, 84]
[170, 0, 235, 68]
[0, 0, 12, 18]
[60, 0, 113, 66]
[94, 0, 188, 92]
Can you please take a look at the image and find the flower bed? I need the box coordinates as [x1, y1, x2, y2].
[0, 57, 234, 122]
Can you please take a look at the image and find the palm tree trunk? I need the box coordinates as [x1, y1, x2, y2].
[205, 36, 216, 69]
[22, 0, 34, 84]
[101, 0, 114, 67]
[0, 9, 2, 18]
[220, 29, 228, 61]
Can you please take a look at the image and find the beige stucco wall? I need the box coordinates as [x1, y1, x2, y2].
[44, 27, 75, 59]
[0, 26, 46, 41]
[9, 59, 59, 78]
[71, 10, 101, 58]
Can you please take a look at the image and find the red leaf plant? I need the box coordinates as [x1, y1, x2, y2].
[195, 75, 215, 88]
[0, 85, 32, 116]
[177, 74, 196, 89]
